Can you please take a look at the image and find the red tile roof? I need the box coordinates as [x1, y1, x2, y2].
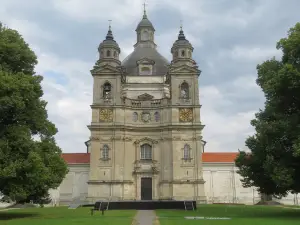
[202, 152, 239, 163]
[62, 153, 90, 164]
[61, 152, 239, 164]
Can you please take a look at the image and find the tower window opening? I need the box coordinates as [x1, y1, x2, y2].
[181, 50, 185, 57]
[107, 50, 111, 57]
[141, 30, 150, 41]
[180, 82, 189, 99]
[103, 82, 111, 99]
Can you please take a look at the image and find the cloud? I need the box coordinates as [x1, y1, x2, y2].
[1, 0, 300, 153]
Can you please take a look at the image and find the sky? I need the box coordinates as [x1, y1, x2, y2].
[1, 0, 300, 153]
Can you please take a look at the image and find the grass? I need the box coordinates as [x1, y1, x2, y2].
[1, 204, 299, 225]
[0, 207, 136, 225]
[156, 204, 300, 225]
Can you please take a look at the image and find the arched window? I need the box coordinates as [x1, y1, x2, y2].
[141, 30, 149, 41]
[140, 66, 151, 75]
[106, 50, 111, 57]
[183, 144, 191, 159]
[133, 112, 138, 122]
[113, 51, 117, 58]
[180, 82, 189, 99]
[103, 82, 111, 99]
[100, 51, 104, 58]
[154, 112, 160, 122]
[141, 144, 152, 160]
[181, 50, 185, 57]
[102, 144, 109, 159]
[175, 51, 178, 58]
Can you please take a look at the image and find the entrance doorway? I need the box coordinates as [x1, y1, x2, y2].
[141, 177, 152, 200]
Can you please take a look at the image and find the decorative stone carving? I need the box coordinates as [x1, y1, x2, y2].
[134, 137, 158, 145]
[138, 93, 154, 100]
[163, 86, 170, 98]
[179, 108, 193, 122]
[99, 108, 113, 122]
[172, 136, 182, 141]
[122, 137, 133, 142]
[141, 111, 151, 123]
[90, 136, 100, 141]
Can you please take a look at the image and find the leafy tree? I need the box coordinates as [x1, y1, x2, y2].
[0, 22, 68, 203]
[236, 23, 300, 198]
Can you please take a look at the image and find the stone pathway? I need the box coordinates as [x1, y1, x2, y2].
[132, 210, 160, 225]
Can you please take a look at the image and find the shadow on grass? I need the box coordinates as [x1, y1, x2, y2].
[240, 210, 300, 220]
[0, 212, 38, 221]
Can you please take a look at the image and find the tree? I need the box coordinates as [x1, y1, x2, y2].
[0, 22, 68, 203]
[236, 22, 300, 198]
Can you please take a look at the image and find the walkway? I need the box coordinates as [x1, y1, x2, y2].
[132, 210, 160, 225]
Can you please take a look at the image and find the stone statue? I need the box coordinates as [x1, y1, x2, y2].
[181, 89, 188, 98]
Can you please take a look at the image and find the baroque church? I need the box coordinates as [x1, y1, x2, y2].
[87, 8, 205, 202]
[48, 10, 300, 206]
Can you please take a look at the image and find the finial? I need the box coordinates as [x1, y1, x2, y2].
[180, 20, 183, 31]
[178, 19, 186, 40]
[105, 20, 114, 40]
[108, 20, 112, 30]
[143, 1, 147, 18]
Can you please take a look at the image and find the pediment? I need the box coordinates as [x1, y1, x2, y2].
[91, 64, 121, 75]
[137, 93, 154, 100]
[136, 58, 155, 65]
[169, 64, 201, 75]
[134, 137, 158, 145]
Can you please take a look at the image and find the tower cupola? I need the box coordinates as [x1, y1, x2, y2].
[171, 24, 194, 65]
[97, 22, 121, 67]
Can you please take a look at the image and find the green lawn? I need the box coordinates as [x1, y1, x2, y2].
[156, 204, 300, 225]
[1, 204, 299, 225]
[0, 207, 136, 225]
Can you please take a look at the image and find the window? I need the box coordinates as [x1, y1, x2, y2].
[180, 82, 189, 99]
[154, 112, 160, 122]
[141, 30, 149, 41]
[183, 144, 191, 159]
[107, 50, 111, 57]
[103, 82, 111, 99]
[141, 144, 152, 160]
[100, 51, 104, 58]
[102, 144, 109, 160]
[188, 51, 192, 58]
[140, 66, 151, 75]
[113, 51, 117, 58]
[133, 112, 138, 122]
[181, 50, 185, 57]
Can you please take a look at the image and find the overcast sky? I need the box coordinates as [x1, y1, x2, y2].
[1, 0, 300, 153]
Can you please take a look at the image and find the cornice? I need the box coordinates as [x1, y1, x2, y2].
[87, 124, 205, 132]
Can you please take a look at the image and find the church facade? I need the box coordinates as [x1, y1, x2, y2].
[86, 10, 206, 202]
[47, 11, 300, 206]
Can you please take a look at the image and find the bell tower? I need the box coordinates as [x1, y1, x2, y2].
[168, 25, 206, 202]
[87, 22, 123, 200]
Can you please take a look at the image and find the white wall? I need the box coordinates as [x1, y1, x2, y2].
[203, 162, 300, 205]
[49, 164, 89, 205]
[49, 162, 300, 206]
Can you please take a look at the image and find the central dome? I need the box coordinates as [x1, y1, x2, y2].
[122, 10, 169, 75]
[122, 46, 169, 75]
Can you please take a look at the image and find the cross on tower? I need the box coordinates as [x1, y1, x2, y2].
[108, 20, 112, 29]
[180, 19, 183, 30]
[143, 1, 147, 14]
